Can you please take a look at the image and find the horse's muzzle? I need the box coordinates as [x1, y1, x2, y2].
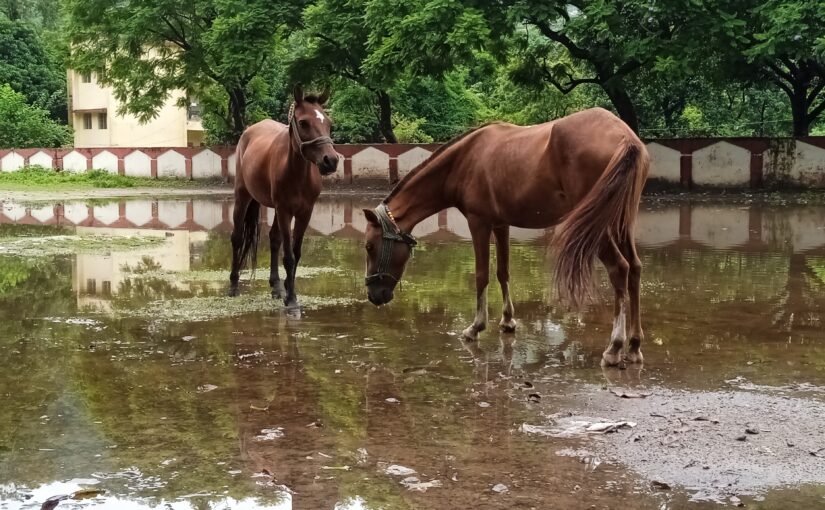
[319, 154, 339, 176]
[367, 285, 394, 306]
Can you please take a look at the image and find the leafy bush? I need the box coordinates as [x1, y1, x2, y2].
[0, 84, 72, 148]
[392, 113, 433, 143]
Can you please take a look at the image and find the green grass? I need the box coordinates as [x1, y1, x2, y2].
[0, 166, 224, 190]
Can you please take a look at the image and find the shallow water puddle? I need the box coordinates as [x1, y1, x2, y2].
[1, 195, 825, 509]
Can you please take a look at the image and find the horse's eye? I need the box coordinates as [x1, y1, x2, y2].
[298, 120, 308, 129]
[366, 243, 373, 252]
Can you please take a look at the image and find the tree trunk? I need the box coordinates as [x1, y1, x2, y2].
[790, 89, 810, 137]
[228, 87, 248, 143]
[603, 80, 639, 134]
[376, 90, 397, 143]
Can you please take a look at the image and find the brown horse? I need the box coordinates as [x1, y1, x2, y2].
[229, 84, 339, 308]
[362, 108, 649, 366]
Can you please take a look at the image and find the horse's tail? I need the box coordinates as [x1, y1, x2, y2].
[553, 138, 649, 308]
[236, 199, 261, 274]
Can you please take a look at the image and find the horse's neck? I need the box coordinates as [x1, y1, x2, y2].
[285, 137, 310, 179]
[386, 151, 455, 232]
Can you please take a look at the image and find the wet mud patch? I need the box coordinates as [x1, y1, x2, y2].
[523, 381, 825, 503]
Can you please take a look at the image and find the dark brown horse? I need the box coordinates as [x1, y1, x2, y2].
[362, 108, 649, 366]
[229, 84, 339, 308]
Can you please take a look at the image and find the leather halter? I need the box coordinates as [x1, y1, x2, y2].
[365, 202, 417, 286]
[288, 102, 334, 160]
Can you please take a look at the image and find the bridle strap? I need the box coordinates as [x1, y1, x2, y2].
[365, 203, 417, 285]
[288, 103, 334, 160]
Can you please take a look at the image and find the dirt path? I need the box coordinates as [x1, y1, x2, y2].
[521, 376, 825, 504]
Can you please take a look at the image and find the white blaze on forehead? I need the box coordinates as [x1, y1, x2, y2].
[314, 109, 325, 122]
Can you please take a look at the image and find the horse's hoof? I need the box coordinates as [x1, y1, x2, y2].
[227, 287, 239, 297]
[499, 318, 517, 333]
[624, 349, 644, 364]
[270, 281, 285, 299]
[284, 297, 299, 309]
[461, 326, 480, 341]
[601, 350, 625, 368]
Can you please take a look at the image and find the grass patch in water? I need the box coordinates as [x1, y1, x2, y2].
[0, 234, 166, 256]
[128, 266, 342, 282]
[0, 166, 223, 190]
[118, 293, 361, 322]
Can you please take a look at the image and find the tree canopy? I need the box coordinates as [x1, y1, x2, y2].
[0, 0, 816, 147]
[0, 13, 67, 121]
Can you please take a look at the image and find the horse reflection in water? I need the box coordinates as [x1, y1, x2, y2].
[362, 108, 649, 367]
[228, 85, 339, 310]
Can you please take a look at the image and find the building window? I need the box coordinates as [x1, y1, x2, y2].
[86, 279, 97, 294]
[187, 99, 202, 121]
[102, 280, 112, 295]
[81, 72, 92, 83]
[98, 113, 107, 129]
[83, 113, 92, 129]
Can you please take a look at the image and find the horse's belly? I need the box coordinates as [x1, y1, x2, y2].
[498, 188, 569, 229]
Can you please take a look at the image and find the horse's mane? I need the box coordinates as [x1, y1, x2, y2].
[384, 122, 502, 202]
[302, 94, 325, 105]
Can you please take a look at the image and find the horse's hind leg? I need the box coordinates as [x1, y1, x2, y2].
[268, 212, 285, 299]
[462, 216, 491, 341]
[598, 237, 629, 367]
[228, 188, 253, 297]
[493, 226, 516, 332]
[621, 234, 644, 364]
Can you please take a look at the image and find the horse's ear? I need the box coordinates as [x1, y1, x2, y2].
[318, 87, 331, 106]
[363, 209, 379, 225]
[293, 83, 304, 104]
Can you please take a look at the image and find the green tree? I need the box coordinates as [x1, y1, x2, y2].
[705, 0, 825, 136]
[66, 0, 305, 142]
[289, 0, 400, 142]
[0, 84, 72, 147]
[500, 1, 709, 133]
[0, 14, 67, 121]
[293, 0, 491, 142]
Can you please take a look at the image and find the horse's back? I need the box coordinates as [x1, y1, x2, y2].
[452, 108, 642, 226]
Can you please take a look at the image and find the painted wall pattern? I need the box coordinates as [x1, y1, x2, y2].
[1, 137, 825, 187]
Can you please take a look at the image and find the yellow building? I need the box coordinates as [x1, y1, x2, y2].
[67, 70, 204, 148]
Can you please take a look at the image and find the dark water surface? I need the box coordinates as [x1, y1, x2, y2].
[1, 195, 825, 509]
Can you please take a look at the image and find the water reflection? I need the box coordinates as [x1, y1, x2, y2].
[1, 196, 825, 509]
[4, 197, 825, 253]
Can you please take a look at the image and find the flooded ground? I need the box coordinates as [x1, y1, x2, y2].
[1, 194, 825, 509]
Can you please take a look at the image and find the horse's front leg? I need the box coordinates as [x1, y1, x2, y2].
[287, 211, 311, 308]
[268, 211, 285, 299]
[493, 226, 516, 332]
[277, 207, 297, 309]
[462, 216, 491, 341]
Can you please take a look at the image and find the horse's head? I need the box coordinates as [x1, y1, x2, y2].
[290, 83, 339, 176]
[363, 204, 417, 306]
